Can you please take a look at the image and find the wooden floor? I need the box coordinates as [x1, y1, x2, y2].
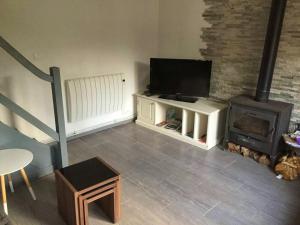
[6, 123, 300, 225]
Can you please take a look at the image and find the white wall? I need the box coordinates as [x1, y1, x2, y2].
[0, 0, 159, 142]
[158, 0, 208, 59]
[0, 0, 209, 143]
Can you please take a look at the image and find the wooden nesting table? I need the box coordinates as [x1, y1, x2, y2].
[55, 157, 121, 225]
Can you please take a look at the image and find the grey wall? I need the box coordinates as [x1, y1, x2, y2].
[0, 122, 56, 184]
[201, 0, 300, 124]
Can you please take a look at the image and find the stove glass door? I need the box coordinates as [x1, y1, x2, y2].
[229, 105, 277, 142]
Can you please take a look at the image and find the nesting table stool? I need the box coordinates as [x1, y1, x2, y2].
[55, 157, 121, 225]
[0, 149, 37, 215]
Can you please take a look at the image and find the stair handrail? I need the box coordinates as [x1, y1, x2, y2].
[0, 36, 53, 83]
[0, 93, 59, 141]
[0, 36, 68, 168]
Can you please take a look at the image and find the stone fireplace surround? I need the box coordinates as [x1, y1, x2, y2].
[200, 0, 300, 126]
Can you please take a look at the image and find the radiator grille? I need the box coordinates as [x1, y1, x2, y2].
[66, 73, 124, 122]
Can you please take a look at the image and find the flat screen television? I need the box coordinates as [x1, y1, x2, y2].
[149, 58, 212, 97]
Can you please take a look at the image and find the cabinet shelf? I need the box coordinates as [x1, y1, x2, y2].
[135, 94, 227, 150]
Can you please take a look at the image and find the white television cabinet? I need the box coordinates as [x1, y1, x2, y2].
[135, 94, 227, 150]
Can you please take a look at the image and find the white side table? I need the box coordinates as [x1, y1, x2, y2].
[0, 149, 36, 215]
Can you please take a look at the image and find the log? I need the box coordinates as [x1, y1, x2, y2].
[286, 156, 300, 174]
[258, 155, 271, 166]
[227, 142, 240, 153]
[253, 152, 262, 162]
[241, 147, 250, 157]
[275, 155, 300, 181]
[248, 150, 256, 159]
[275, 162, 298, 181]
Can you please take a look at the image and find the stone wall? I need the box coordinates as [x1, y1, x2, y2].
[200, 0, 300, 124]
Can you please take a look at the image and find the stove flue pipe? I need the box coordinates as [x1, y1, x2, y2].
[255, 0, 287, 102]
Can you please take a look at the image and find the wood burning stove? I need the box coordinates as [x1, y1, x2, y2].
[225, 96, 293, 165]
[224, 0, 294, 166]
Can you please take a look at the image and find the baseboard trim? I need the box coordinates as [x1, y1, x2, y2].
[67, 118, 134, 141]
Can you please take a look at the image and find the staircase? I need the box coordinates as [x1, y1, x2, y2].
[0, 36, 68, 179]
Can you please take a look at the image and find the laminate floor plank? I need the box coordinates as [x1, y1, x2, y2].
[5, 123, 300, 225]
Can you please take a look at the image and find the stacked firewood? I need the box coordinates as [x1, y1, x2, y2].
[227, 142, 300, 181]
[227, 142, 271, 166]
[275, 155, 300, 181]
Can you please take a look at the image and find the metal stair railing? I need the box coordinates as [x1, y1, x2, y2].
[0, 36, 68, 168]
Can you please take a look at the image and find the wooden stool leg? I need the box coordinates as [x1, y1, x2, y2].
[84, 201, 89, 225]
[7, 174, 14, 193]
[20, 169, 36, 200]
[114, 178, 121, 223]
[1, 175, 8, 215]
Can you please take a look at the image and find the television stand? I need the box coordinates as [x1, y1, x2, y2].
[159, 94, 198, 103]
[135, 94, 227, 150]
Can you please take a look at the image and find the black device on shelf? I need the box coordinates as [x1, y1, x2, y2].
[149, 58, 212, 102]
[158, 94, 198, 103]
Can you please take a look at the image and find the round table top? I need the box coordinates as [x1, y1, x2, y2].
[0, 149, 33, 176]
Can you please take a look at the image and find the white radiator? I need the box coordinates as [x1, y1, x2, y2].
[66, 73, 124, 122]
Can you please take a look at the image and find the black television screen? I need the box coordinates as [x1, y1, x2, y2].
[150, 58, 212, 97]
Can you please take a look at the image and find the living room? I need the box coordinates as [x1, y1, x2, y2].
[0, 0, 300, 225]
